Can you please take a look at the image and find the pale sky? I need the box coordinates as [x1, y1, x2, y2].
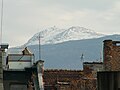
[0, 0, 120, 47]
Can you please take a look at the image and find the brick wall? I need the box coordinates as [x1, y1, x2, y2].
[103, 40, 120, 71]
[44, 69, 84, 90]
[44, 69, 97, 90]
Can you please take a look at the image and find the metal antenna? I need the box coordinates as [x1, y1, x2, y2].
[0, 0, 4, 44]
[38, 33, 41, 60]
[81, 53, 84, 63]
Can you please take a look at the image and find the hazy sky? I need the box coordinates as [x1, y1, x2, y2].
[0, 0, 120, 47]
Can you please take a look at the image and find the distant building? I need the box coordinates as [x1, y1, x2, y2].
[6, 47, 34, 70]
[0, 46, 44, 90]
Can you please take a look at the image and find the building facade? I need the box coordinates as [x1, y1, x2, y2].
[0, 46, 44, 90]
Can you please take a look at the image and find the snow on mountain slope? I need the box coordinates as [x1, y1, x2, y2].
[24, 26, 104, 46]
[8, 34, 120, 69]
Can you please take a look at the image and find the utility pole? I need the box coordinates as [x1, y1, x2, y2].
[0, 0, 4, 45]
[0, 1, 9, 90]
[0, 0, 4, 89]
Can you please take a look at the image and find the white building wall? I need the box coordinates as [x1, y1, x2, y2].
[8, 55, 34, 70]
[9, 62, 32, 69]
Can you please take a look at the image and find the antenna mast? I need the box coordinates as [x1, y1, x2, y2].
[0, 0, 3, 44]
[38, 33, 41, 60]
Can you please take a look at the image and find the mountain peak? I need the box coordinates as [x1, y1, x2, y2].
[24, 26, 104, 46]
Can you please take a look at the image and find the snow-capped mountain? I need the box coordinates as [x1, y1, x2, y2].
[8, 26, 120, 70]
[8, 34, 120, 70]
[24, 26, 104, 46]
